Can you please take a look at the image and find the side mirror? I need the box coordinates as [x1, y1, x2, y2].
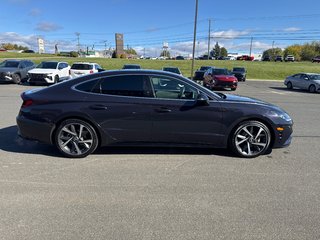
[196, 93, 210, 106]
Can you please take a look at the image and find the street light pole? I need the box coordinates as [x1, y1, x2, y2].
[190, 0, 199, 79]
[207, 19, 211, 60]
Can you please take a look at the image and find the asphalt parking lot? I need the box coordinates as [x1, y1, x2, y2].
[0, 81, 319, 240]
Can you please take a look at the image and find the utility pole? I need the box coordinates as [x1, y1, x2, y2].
[75, 32, 80, 53]
[272, 41, 275, 58]
[249, 37, 253, 57]
[207, 19, 211, 60]
[191, 0, 199, 79]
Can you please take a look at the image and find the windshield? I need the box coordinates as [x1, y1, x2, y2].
[233, 68, 245, 72]
[123, 65, 141, 69]
[212, 69, 228, 75]
[71, 64, 93, 70]
[200, 66, 211, 71]
[37, 62, 58, 69]
[0, 61, 19, 68]
[309, 74, 320, 80]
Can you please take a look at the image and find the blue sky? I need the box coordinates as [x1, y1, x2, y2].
[1, 0, 320, 56]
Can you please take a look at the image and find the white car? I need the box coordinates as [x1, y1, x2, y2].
[285, 55, 295, 62]
[28, 61, 70, 85]
[70, 62, 103, 78]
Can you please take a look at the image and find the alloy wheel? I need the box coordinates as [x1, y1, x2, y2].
[56, 119, 98, 158]
[232, 121, 271, 157]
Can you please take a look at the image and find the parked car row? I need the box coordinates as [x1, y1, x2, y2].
[0, 60, 104, 85]
[263, 55, 295, 62]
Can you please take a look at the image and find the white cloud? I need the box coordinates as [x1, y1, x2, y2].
[283, 27, 301, 32]
[0, 32, 76, 53]
[35, 22, 62, 32]
[211, 30, 251, 40]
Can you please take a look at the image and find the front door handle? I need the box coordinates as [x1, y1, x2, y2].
[154, 107, 172, 113]
[90, 104, 108, 110]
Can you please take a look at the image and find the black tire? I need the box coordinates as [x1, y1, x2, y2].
[231, 88, 236, 91]
[29, 82, 36, 86]
[287, 81, 293, 89]
[54, 119, 99, 158]
[54, 75, 59, 84]
[309, 84, 316, 93]
[12, 73, 21, 84]
[230, 120, 271, 158]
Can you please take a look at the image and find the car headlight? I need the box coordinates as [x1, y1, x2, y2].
[270, 111, 292, 122]
[278, 112, 292, 121]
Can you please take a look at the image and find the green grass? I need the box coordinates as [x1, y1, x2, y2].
[1, 52, 320, 80]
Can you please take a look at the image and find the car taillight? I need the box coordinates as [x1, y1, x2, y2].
[90, 70, 94, 74]
[21, 99, 33, 108]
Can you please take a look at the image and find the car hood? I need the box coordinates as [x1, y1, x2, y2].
[28, 68, 57, 74]
[311, 80, 320, 84]
[0, 67, 18, 73]
[222, 94, 273, 106]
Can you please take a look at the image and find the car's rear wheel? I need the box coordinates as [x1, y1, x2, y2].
[287, 81, 293, 89]
[12, 74, 21, 84]
[309, 84, 316, 93]
[55, 119, 99, 158]
[231, 87, 236, 91]
[230, 120, 271, 158]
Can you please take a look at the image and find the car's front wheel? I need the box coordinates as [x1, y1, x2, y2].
[12, 73, 21, 84]
[286, 81, 293, 89]
[309, 84, 316, 93]
[230, 120, 271, 158]
[54, 119, 99, 158]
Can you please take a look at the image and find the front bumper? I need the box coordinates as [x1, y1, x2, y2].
[272, 124, 293, 148]
[212, 81, 238, 89]
[0, 74, 13, 82]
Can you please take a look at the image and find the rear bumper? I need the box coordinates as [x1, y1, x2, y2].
[16, 114, 54, 145]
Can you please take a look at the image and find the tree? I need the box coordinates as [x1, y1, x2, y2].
[262, 48, 283, 60]
[213, 42, 221, 58]
[160, 50, 171, 58]
[0, 43, 28, 51]
[283, 44, 302, 61]
[125, 48, 137, 55]
[220, 47, 228, 57]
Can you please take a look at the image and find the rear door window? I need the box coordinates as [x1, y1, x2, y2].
[94, 75, 153, 98]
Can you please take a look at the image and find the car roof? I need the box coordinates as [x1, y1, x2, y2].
[72, 62, 98, 65]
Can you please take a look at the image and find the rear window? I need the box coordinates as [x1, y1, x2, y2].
[212, 69, 228, 75]
[71, 64, 93, 70]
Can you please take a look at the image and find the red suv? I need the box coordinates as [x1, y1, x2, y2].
[203, 67, 238, 91]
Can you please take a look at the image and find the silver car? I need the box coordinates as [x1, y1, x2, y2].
[284, 73, 320, 93]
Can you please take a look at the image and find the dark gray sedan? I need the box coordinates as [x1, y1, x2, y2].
[17, 70, 293, 158]
[284, 73, 320, 93]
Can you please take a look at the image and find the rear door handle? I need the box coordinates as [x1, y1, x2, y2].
[90, 104, 108, 110]
[154, 107, 172, 113]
